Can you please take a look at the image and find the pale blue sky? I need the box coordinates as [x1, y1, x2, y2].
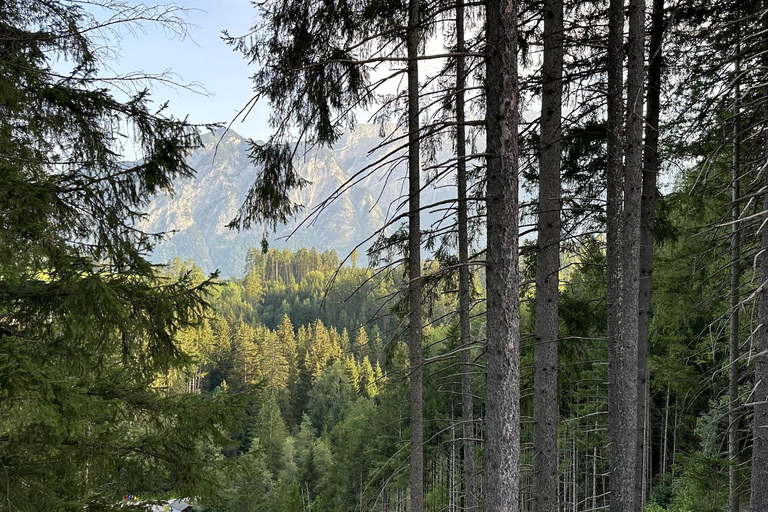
[104, 0, 271, 141]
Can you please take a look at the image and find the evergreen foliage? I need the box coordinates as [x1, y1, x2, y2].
[0, 2, 242, 509]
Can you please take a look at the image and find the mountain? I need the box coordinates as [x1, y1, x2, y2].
[142, 125, 454, 277]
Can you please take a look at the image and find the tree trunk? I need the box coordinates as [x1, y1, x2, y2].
[564, 447, 569, 507]
[572, 432, 577, 512]
[606, 0, 642, 508]
[672, 393, 678, 470]
[637, 0, 663, 506]
[484, 0, 521, 509]
[407, 0, 424, 509]
[593, 444, 598, 512]
[456, 1, 477, 508]
[662, 384, 669, 474]
[533, 0, 563, 507]
[729, 20, 741, 512]
[450, 418, 456, 511]
[751, 1, 768, 507]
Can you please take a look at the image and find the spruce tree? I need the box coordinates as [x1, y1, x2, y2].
[637, 0, 665, 504]
[0, 1, 238, 509]
[753, 1, 768, 507]
[533, 0, 564, 506]
[484, 0, 521, 507]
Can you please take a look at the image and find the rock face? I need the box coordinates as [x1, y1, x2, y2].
[142, 125, 453, 277]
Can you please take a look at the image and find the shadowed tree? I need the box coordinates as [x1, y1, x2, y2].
[752, 1, 768, 507]
[0, 1, 242, 509]
[636, 0, 664, 505]
[532, 0, 564, 506]
[484, 0, 522, 508]
[454, 0, 477, 508]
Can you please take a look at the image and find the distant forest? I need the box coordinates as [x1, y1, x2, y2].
[169, 235, 747, 512]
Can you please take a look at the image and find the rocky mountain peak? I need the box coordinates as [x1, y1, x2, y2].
[143, 125, 433, 277]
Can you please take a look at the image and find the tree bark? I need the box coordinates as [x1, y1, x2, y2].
[407, 0, 424, 510]
[456, 0, 477, 509]
[532, 0, 563, 507]
[606, 0, 642, 508]
[662, 383, 669, 475]
[751, 1, 768, 508]
[729, 20, 741, 512]
[593, 443, 598, 512]
[484, 0, 521, 509]
[637, 0, 663, 507]
[572, 433, 577, 512]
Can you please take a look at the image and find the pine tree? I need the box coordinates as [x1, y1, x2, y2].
[484, 0, 521, 507]
[339, 328, 351, 355]
[305, 320, 339, 380]
[454, 1, 477, 507]
[234, 322, 259, 387]
[256, 329, 290, 400]
[533, 0, 564, 505]
[256, 395, 290, 474]
[359, 355, 377, 398]
[346, 356, 362, 392]
[0, 1, 238, 509]
[752, 2, 768, 507]
[406, 0, 425, 509]
[637, 0, 664, 504]
[244, 259, 265, 304]
[728, 12, 741, 512]
[606, 0, 643, 507]
[306, 361, 355, 432]
[276, 314, 299, 420]
[354, 326, 369, 359]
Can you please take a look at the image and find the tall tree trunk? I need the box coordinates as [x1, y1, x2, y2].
[484, 0, 521, 509]
[533, 0, 563, 507]
[729, 20, 741, 512]
[593, 443, 598, 512]
[407, 0, 424, 509]
[751, 1, 768, 507]
[662, 383, 670, 475]
[450, 418, 456, 511]
[563, 446, 569, 506]
[672, 394, 679, 470]
[572, 433, 577, 512]
[637, 0, 663, 507]
[606, 0, 643, 508]
[456, 0, 477, 507]
[605, 0, 627, 503]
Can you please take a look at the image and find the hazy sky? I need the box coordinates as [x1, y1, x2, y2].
[103, 0, 271, 141]
[102, 0, 455, 152]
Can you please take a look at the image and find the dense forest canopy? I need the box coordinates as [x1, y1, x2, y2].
[3, 0, 768, 511]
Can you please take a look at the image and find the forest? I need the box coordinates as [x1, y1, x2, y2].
[2, 0, 767, 511]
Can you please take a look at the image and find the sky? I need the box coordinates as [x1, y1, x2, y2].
[99, 0, 271, 141]
[97, 0, 453, 149]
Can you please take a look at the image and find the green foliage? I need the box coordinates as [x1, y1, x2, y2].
[202, 439, 273, 512]
[307, 361, 355, 432]
[648, 474, 675, 509]
[0, 1, 242, 509]
[170, 246, 461, 511]
[358, 355, 378, 398]
[269, 480, 304, 512]
[667, 453, 728, 512]
[255, 397, 289, 473]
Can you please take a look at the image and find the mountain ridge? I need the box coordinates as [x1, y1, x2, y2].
[143, 125, 453, 277]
